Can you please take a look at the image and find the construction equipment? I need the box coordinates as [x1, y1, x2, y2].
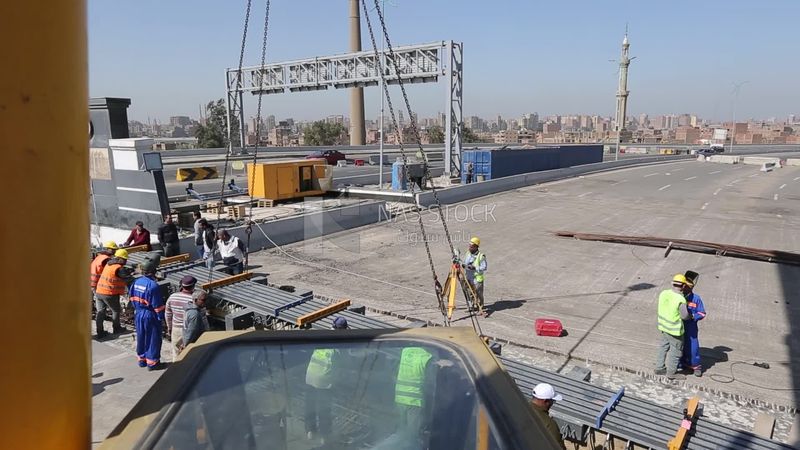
[668, 397, 701, 450]
[441, 255, 485, 322]
[246, 159, 332, 201]
[101, 327, 563, 450]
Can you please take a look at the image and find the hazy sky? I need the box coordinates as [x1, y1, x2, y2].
[89, 0, 799, 122]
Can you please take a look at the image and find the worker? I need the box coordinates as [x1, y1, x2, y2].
[216, 229, 246, 275]
[165, 275, 196, 362]
[182, 289, 209, 348]
[394, 346, 433, 443]
[192, 211, 204, 259]
[123, 220, 152, 251]
[157, 214, 180, 257]
[90, 241, 118, 295]
[465, 161, 474, 184]
[462, 236, 488, 313]
[680, 271, 707, 377]
[130, 253, 165, 370]
[304, 317, 348, 444]
[530, 383, 567, 450]
[654, 274, 692, 379]
[94, 248, 133, 339]
[199, 219, 216, 269]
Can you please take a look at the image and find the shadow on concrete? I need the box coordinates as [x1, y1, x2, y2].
[93, 377, 123, 396]
[488, 299, 526, 313]
[699, 345, 731, 372]
[503, 282, 657, 305]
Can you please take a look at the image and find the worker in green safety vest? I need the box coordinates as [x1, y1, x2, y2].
[654, 274, 692, 380]
[304, 317, 348, 444]
[462, 236, 488, 313]
[394, 346, 434, 441]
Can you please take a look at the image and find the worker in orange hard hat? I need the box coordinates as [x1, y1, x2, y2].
[654, 274, 692, 379]
[462, 236, 487, 314]
[95, 248, 134, 339]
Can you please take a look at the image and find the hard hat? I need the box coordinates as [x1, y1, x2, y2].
[114, 249, 129, 259]
[532, 383, 563, 401]
[470, 237, 480, 246]
[103, 241, 118, 250]
[672, 274, 687, 285]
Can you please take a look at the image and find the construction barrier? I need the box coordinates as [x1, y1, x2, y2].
[785, 158, 800, 166]
[176, 166, 218, 181]
[742, 156, 781, 166]
[707, 155, 741, 164]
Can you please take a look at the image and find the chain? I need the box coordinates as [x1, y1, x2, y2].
[370, 0, 458, 260]
[360, 0, 448, 323]
[244, 0, 271, 270]
[208, 0, 253, 283]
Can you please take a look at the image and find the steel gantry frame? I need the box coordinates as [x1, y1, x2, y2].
[225, 40, 464, 175]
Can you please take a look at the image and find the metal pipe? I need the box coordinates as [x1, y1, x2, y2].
[1, 1, 90, 447]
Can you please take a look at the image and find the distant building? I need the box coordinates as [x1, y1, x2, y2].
[675, 126, 701, 144]
[543, 121, 561, 133]
[638, 113, 649, 128]
[266, 115, 276, 131]
[169, 116, 191, 127]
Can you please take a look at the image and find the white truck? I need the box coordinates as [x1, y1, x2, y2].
[710, 128, 728, 152]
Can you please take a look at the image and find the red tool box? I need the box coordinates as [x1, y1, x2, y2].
[535, 318, 564, 337]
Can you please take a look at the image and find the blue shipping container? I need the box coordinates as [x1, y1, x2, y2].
[461, 145, 602, 183]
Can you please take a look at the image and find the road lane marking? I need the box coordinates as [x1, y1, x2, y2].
[727, 179, 742, 186]
[610, 179, 628, 186]
[777, 214, 783, 218]
[713, 188, 722, 196]
[701, 202, 709, 210]
[658, 184, 671, 191]
[780, 184, 787, 190]
[577, 192, 593, 198]
[794, 176, 800, 181]
[644, 173, 659, 178]
[673, 168, 683, 172]
[684, 176, 697, 181]
[774, 194, 779, 201]
[748, 173, 758, 178]
[708, 170, 721, 174]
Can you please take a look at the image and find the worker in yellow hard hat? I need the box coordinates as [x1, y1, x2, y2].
[89, 241, 121, 319]
[654, 274, 692, 379]
[462, 236, 488, 314]
[94, 248, 134, 339]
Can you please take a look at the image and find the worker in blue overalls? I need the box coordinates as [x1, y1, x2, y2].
[129, 253, 165, 371]
[680, 270, 707, 377]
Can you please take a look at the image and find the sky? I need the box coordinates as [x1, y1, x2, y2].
[89, 0, 800, 123]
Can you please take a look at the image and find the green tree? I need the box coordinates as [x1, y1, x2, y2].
[194, 99, 240, 148]
[462, 127, 479, 143]
[303, 121, 346, 145]
[426, 125, 445, 144]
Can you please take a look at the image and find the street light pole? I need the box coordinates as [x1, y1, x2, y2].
[377, 0, 386, 189]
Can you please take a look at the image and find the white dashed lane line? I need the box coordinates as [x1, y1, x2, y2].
[709, 170, 721, 175]
[774, 194, 779, 201]
[577, 192, 593, 198]
[658, 185, 671, 191]
[713, 188, 722, 196]
[780, 184, 787, 190]
[701, 202, 709, 210]
[644, 173, 659, 178]
[684, 176, 697, 181]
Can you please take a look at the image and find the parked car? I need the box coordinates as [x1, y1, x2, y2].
[306, 150, 346, 165]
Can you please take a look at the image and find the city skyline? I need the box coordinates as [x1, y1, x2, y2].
[90, 1, 800, 122]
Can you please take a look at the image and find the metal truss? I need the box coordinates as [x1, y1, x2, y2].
[226, 40, 464, 175]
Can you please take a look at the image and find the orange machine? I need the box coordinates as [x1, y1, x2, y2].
[247, 159, 332, 201]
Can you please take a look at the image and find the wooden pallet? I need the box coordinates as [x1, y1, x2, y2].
[257, 199, 275, 208]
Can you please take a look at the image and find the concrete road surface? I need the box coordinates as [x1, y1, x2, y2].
[248, 157, 800, 412]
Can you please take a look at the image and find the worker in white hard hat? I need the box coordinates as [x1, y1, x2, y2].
[462, 236, 488, 314]
[530, 383, 566, 450]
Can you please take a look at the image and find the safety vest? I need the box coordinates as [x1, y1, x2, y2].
[395, 347, 433, 407]
[657, 289, 686, 337]
[90, 253, 110, 289]
[463, 251, 486, 283]
[305, 349, 334, 389]
[96, 263, 126, 296]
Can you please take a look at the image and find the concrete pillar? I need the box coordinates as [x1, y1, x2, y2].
[349, 0, 366, 145]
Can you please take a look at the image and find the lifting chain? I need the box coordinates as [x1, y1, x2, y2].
[244, 0, 272, 271]
[208, 0, 253, 283]
[360, 0, 453, 323]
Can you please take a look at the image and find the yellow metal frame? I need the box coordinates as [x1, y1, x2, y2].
[159, 253, 191, 266]
[200, 272, 252, 291]
[296, 299, 351, 326]
[667, 396, 700, 450]
[1, 1, 89, 447]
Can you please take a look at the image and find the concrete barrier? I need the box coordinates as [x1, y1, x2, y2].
[175, 200, 388, 252]
[785, 158, 800, 166]
[743, 156, 781, 166]
[416, 155, 692, 207]
[707, 155, 741, 164]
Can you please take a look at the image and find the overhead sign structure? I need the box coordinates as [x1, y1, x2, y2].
[225, 41, 464, 176]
